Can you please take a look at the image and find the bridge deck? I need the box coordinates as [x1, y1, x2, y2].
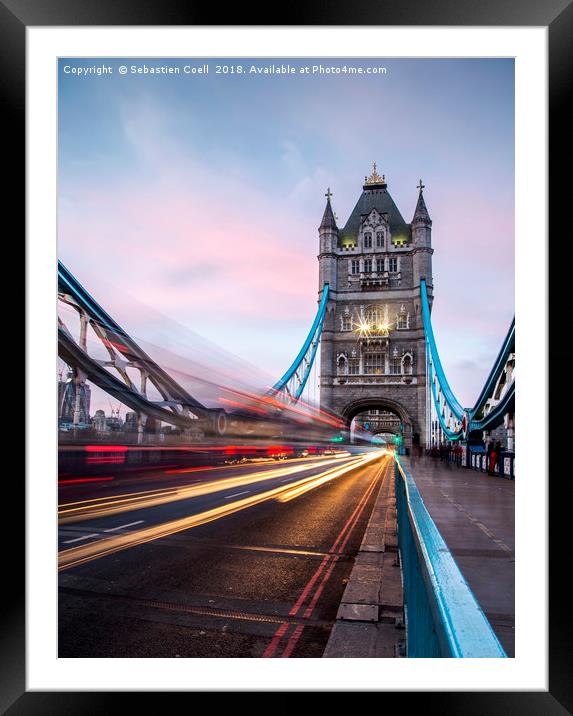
[402, 454, 515, 656]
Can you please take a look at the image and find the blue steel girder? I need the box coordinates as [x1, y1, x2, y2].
[421, 279, 515, 441]
[469, 382, 515, 433]
[270, 284, 329, 405]
[58, 261, 226, 433]
[469, 319, 515, 425]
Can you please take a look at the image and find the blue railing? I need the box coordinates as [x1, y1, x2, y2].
[394, 457, 507, 657]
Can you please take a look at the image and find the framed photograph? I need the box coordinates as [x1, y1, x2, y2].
[7, 0, 570, 710]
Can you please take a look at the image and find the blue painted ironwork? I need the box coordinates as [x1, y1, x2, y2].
[469, 381, 515, 433]
[427, 361, 463, 441]
[471, 318, 515, 419]
[271, 284, 329, 403]
[421, 279, 515, 441]
[394, 457, 507, 657]
[420, 279, 465, 423]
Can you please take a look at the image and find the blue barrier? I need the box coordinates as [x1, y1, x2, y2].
[394, 457, 507, 658]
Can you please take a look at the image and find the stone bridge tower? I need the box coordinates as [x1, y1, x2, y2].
[318, 164, 434, 450]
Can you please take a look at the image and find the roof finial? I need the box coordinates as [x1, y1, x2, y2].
[325, 187, 333, 201]
[365, 162, 385, 186]
[417, 179, 425, 192]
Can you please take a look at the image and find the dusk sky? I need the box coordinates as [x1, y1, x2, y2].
[58, 58, 514, 410]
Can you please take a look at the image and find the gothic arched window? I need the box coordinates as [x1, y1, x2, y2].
[337, 355, 348, 375]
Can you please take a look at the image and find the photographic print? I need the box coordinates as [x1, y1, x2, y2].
[57, 56, 515, 660]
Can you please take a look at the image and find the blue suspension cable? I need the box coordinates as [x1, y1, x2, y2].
[420, 279, 465, 422]
[272, 284, 329, 400]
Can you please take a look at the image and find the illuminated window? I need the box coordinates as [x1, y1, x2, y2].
[388, 258, 398, 273]
[365, 306, 385, 327]
[364, 232, 372, 248]
[397, 313, 409, 329]
[364, 353, 385, 375]
[342, 315, 352, 331]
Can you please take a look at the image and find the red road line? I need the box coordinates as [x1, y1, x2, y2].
[285, 465, 380, 619]
[263, 459, 385, 658]
[287, 555, 331, 618]
[280, 625, 305, 658]
[261, 622, 290, 658]
[282, 467, 384, 654]
[329, 467, 380, 554]
[301, 471, 381, 623]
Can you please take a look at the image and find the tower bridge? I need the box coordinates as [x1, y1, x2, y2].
[317, 165, 433, 451]
[57, 166, 516, 659]
[57, 163, 514, 454]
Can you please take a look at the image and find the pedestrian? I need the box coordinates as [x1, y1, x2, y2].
[488, 441, 498, 476]
[494, 441, 502, 474]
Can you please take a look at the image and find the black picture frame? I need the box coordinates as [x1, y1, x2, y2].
[7, 0, 571, 711]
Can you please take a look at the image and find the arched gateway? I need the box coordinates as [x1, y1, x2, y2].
[317, 166, 434, 450]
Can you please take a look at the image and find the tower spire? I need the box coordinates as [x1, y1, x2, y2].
[319, 187, 337, 231]
[412, 179, 431, 224]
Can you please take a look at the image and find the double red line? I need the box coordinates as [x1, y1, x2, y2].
[262, 460, 386, 658]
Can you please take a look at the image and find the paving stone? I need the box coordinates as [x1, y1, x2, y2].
[336, 602, 379, 622]
[324, 621, 399, 658]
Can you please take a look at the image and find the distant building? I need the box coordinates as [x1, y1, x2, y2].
[124, 412, 138, 432]
[91, 409, 107, 433]
[106, 409, 123, 432]
[355, 409, 401, 436]
[58, 370, 91, 427]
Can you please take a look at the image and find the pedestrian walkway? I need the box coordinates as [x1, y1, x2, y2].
[404, 453, 515, 656]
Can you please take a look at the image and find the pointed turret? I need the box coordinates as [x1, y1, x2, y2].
[411, 179, 433, 289]
[412, 179, 432, 226]
[319, 187, 338, 232]
[318, 187, 338, 292]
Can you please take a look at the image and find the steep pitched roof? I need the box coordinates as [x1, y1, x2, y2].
[319, 196, 338, 232]
[339, 186, 411, 242]
[412, 188, 431, 224]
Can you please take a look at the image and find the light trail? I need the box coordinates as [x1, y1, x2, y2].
[58, 455, 359, 525]
[58, 451, 386, 571]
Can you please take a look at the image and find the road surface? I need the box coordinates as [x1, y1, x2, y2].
[58, 450, 391, 657]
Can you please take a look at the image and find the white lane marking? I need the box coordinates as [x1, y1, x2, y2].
[224, 491, 250, 499]
[281, 478, 294, 482]
[63, 533, 99, 544]
[103, 520, 144, 533]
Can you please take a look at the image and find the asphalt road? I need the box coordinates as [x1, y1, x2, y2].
[59, 450, 391, 657]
